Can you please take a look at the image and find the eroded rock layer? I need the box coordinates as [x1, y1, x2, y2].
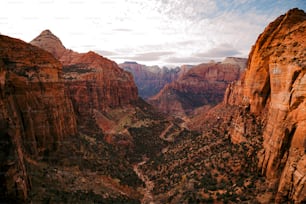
[31, 30, 138, 112]
[0, 35, 77, 201]
[149, 59, 246, 116]
[223, 8, 306, 203]
[31, 30, 138, 131]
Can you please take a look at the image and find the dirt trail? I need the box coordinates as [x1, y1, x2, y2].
[133, 160, 155, 204]
[159, 122, 174, 142]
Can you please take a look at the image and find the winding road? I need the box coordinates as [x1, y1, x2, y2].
[159, 122, 174, 142]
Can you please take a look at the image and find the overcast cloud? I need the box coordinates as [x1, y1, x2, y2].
[0, 0, 305, 66]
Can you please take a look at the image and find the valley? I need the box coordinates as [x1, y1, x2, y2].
[0, 7, 305, 204]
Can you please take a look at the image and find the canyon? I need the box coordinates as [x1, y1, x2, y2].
[0, 30, 187, 203]
[148, 58, 247, 116]
[0, 8, 305, 204]
[140, 8, 305, 203]
[119, 61, 186, 99]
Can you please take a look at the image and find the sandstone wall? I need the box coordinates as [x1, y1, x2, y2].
[0, 35, 77, 201]
[224, 9, 306, 202]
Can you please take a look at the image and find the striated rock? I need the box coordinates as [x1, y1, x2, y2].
[0, 35, 77, 201]
[31, 30, 138, 108]
[31, 30, 138, 130]
[62, 52, 138, 121]
[149, 59, 246, 116]
[119, 61, 185, 99]
[224, 8, 306, 203]
[30, 29, 67, 59]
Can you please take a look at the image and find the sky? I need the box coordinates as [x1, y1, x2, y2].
[0, 0, 305, 66]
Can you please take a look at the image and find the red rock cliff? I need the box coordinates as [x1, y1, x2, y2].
[31, 30, 138, 125]
[0, 35, 77, 201]
[224, 8, 306, 203]
[149, 59, 246, 116]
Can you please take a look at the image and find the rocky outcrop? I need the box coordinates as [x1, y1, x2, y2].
[0, 35, 77, 201]
[149, 59, 246, 116]
[30, 29, 66, 59]
[119, 61, 184, 99]
[31, 30, 138, 129]
[224, 8, 306, 203]
[62, 53, 138, 122]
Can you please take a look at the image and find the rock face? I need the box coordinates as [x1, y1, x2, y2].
[119, 61, 184, 99]
[31, 30, 138, 127]
[149, 59, 246, 116]
[0, 30, 183, 203]
[30, 29, 66, 59]
[1, 29, 195, 203]
[223, 8, 306, 203]
[62, 53, 138, 124]
[0, 35, 77, 201]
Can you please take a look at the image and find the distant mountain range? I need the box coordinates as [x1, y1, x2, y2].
[148, 57, 247, 116]
[119, 61, 191, 99]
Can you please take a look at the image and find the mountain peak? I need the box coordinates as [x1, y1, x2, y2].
[286, 8, 306, 16]
[30, 29, 66, 59]
[40, 29, 53, 35]
[281, 8, 306, 28]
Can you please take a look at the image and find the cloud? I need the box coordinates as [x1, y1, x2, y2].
[112, 28, 134, 32]
[195, 43, 241, 58]
[164, 43, 241, 64]
[156, 0, 218, 20]
[164, 56, 206, 64]
[127, 51, 175, 61]
[95, 50, 119, 56]
[176, 40, 198, 46]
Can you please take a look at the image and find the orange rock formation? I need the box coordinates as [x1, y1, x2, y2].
[31, 30, 138, 125]
[0, 34, 77, 200]
[224, 8, 306, 202]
